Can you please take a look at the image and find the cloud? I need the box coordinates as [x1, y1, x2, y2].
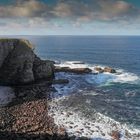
[0, 0, 47, 17]
[51, 0, 139, 21]
[0, 0, 139, 20]
[0, 0, 140, 35]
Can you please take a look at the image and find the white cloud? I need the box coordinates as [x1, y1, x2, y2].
[0, 0, 140, 35]
[0, 0, 47, 17]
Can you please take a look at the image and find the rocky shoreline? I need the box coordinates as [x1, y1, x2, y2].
[0, 39, 123, 140]
[0, 39, 90, 140]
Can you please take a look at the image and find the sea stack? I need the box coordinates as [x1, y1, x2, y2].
[0, 39, 55, 86]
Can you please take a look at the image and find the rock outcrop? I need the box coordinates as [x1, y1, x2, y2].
[104, 67, 116, 73]
[55, 66, 92, 74]
[95, 67, 116, 73]
[0, 39, 55, 86]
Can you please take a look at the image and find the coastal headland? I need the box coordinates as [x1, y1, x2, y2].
[0, 39, 126, 140]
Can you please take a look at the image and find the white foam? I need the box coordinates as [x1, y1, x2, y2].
[113, 72, 139, 84]
[49, 97, 140, 140]
[55, 61, 88, 69]
[0, 86, 15, 106]
[55, 61, 140, 85]
[52, 61, 140, 139]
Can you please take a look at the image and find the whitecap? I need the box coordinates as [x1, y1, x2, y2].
[55, 61, 88, 69]
[55, 61, 140, 85]
[49, 97, 140, 140]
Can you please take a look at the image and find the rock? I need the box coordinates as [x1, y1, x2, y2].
[0, 39, 55, 86]
[95, 67, 116, 73]
[0, 99, 69, 140]
[55, 66, 70, 72]
[0, 39, 35, 85]
[55, 66, 92, 74]
[33, 56, 55, 81]
[69, 68, 92, 74]
[94, 67, 104, 73]
[111, 131, 121, 140]
[72, 61, 85, 64]
[104, 67, 116, 73]
[52, 79, 69, 84]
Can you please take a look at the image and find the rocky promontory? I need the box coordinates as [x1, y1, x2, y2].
[0, 39, 120, 140]
[0, 39, 65, 140]
[0, 39, 54, 86]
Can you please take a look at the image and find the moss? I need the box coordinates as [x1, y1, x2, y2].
[0, 38, 34, 50]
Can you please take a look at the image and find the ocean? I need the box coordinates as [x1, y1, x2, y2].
[0, 36, 140, 139]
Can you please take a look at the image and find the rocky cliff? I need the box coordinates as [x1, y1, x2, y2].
[0, 39, 55, 86]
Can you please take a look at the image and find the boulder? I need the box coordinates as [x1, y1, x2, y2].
[94, 67, 104, 73]
[104, 67, 116, 73]
[95, 67, 116, 73]
[111, 131, 121, 140]
[68, 68, 92, 74]
[0, 39, 55, 86]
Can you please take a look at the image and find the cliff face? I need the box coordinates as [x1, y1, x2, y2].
[0, 39, 54, 86]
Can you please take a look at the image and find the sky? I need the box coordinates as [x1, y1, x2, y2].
[0, 0, 140, 35]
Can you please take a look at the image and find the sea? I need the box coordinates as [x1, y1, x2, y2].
[0, 36, 140, 140]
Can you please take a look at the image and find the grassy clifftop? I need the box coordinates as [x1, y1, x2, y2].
[0, 38, 34, 49]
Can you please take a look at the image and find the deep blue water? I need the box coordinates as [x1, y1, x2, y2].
[27, 36, 140, 75]
[21, 36, 140, 129]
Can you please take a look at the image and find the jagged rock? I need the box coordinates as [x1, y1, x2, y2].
[104, 67, 116, 73]
[55, 66, 92, 74]
[95, 67, 116, 73]
[55, 66, 70, 72]
[0, 39, 55, 86]
[69, 68, 92, 74]
[33, 56, 55, 81]
[52, 79, 69, 84]
[94, 67, 104, 73]
[0, 39, 35, 85]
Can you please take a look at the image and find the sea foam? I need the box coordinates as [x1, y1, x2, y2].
[55, 61, 140, 86]
[49, 96, 140, 140]
[52, 61, 140, 139]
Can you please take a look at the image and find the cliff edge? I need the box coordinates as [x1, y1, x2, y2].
[0, 39, 54, 86]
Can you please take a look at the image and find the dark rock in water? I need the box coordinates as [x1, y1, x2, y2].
[72, 61, 85, 64]
[52, 79, 69, 84]
[104, 67, 116, 73]
[111, 131, 121, 140]
[69, 68, 92, 74]
[94, 67, 104, 73]
[95, 67, 116, 73]
[55, 66, 92, 74]
[55, 66, 70, 72]
[0, 39, 55, 86]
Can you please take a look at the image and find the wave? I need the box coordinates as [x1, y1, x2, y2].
[49, 96, 140, 140]
[51, 60, 140, 140]
[55, 61, 140, 86]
